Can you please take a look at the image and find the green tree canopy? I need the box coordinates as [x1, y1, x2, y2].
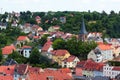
[8, 51, 27, 63]
[29, 47, 41, 64]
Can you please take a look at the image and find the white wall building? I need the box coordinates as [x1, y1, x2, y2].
[103, 64, 120, 79]
[96, 44, 113, 62]
[61, 56, 80, 68]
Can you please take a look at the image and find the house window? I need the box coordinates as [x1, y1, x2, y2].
[29, 51, 31, 53]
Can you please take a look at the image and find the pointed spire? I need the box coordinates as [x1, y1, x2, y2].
[79, 18, 88, 34]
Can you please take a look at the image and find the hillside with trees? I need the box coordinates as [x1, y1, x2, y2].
[1, 11, 120, 38]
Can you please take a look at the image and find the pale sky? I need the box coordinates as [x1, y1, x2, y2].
[0, 0, 120, 13]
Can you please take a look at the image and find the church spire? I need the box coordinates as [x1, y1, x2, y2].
[79, 17, 88, 41]
[79, 18, 88, 35]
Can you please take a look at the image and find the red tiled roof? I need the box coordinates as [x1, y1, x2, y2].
[17, 36, 28, 41]
[112, 67, 120, 71]
[0, 75, 13, 80]
[0, 65, 15, 75]
[59, 68, 71, 73]
[2, 45, 16, 55]
[63, 55, 76, 62]
[28, 69, 72, 80]
[76, 59, 104, 71]
[98, 43, 112, 50]
[22, 46, 32, 49]
[52, 50, 69, 56]
[28, 67, 42, 73]
[33, 36, 39, 39]
[41, 41, 52, 52]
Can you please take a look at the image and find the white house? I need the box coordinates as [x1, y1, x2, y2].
[103, 64, 120, 79]
[88, 49, 103, 63]
[95, 43, 113, 62]
[21, 46, 32, 58]
[61, 55, 80, 68]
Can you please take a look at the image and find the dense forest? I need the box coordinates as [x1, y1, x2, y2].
[0, 10, 120, 38]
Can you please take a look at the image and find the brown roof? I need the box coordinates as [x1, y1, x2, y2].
[15, 64, 28, 75]
[113, 55, 120, 62]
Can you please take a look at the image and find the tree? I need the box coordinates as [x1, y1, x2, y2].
[52, 37, 97, 60]
[52, 38, 66, 50]
[29, 47, 52, 68]
[8, 51, 27, 63]
[38, 34, 49, 46]
[29, 47, 41, 64]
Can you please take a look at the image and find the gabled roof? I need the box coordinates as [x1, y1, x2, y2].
[63, 55, 78, 62]
[15, 64, 29, 75]
[79, 18, 88, 34]
[51, 50, 69, 56]
[59, 68, 71, 73]
[76, 59, 104, 71]
[28, 68, 72, 80]
[17, 36, 28, 41]
[41, 41, 52, 52]
[3, 58, 18, 66]
[2, 45, 16, 55]
[22, 46, 32, 49]
[98, 43, 112, 50]
[0, 75, 13, 80]
[0, 65, 15, 75]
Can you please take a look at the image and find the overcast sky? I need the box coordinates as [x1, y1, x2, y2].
[0, 0, 120, 13]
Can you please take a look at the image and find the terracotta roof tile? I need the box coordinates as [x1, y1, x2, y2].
[52, 50, 69, 56]
[41, 41, 52, 52]
[17, 36, 28, 41]
[28, 68, 72, 80]
[22, 46, 32, 49]
[63, 55, 76, 62]
[0, 65, 15, 75]
[0, 75, 13, 80]
[98, 43, 112, 50]
[2, 45, 16, 55]
[76, 59, 104, 71]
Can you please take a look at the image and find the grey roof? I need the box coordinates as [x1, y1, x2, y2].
[3, 58, 18, 66]
[79, 19, 88, 34]
[93, 76, 110, 80]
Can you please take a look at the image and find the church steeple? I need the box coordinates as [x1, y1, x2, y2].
[79, 18, 88, 34]
[79, 18, 88, 41]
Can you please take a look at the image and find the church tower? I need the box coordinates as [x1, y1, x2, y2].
[79, 18, 88, 41]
